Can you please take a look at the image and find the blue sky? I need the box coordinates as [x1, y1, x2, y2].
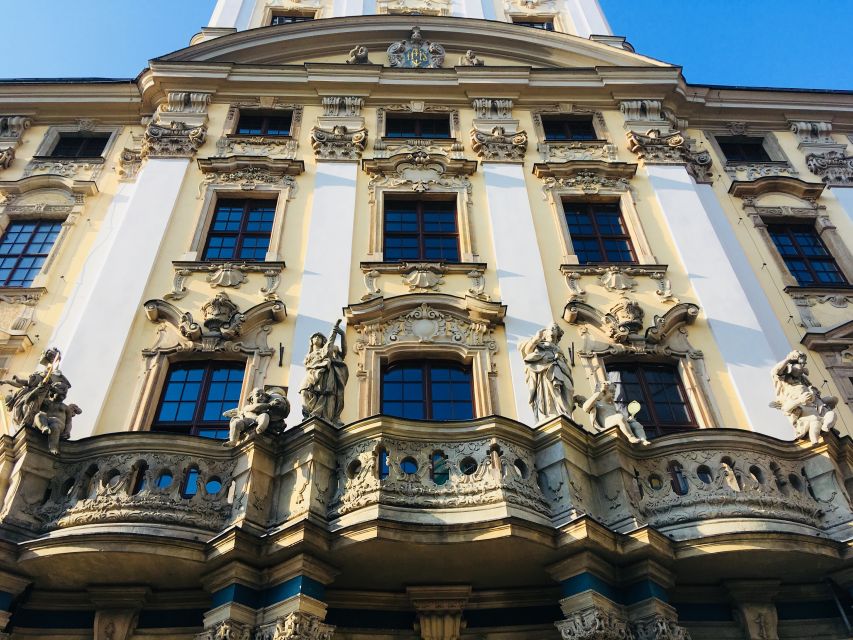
[0, 0, 850, 90]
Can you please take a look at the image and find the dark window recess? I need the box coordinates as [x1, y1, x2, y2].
[270, 13, 314, 25]
[385, 114, 451, 139]
[512, 19, 555, 30]
[202, 198, 276, 262]
[49, 133, 110, 158]
[768, 224, 847, 286]
[0, 220, 62, 287]
[717, 136, 772, 162]
[606, 363, 697, 439]
[383, 199, 459, 261]
[235, 112, 293, 136]
[152, 362, 244, 440]
[381, 361, 473, 421]
[541, 116, 597, 141]
[563, 201, 636, 264]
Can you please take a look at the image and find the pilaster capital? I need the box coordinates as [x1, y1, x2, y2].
[555, 603, 633, 640]
[408, 585, 470, 640]
[470, 125, 528, 162]
[195, 619, 252, 640]
[311, 124, 367, 161]
[633, 614, 691, 640]
[142, 120, 207, 159]
[271, 611, 335, 640]
[625, 129, 712, 183]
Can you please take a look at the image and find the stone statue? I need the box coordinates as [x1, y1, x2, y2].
[299, 320, 349, 425]
[222, 387, 290, 447]
[1, 348, 81, 455]
[519, 323, 577, 423]
[459, 50, 484, 66]
[770, 350, 837, 444]
[583, 382, 650, 445]
[346, 45, 371, 64]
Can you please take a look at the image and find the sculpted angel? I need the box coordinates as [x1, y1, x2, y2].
[582, 382, 650, 445]
[519, 323, 576, 423]
[299, 320, 349, 425]
[223, 386, 290, 447]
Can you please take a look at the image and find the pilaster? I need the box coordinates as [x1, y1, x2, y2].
[89, 586, 150, 640]
[407, 585, 471, 640]
[725, 580, 780, 640]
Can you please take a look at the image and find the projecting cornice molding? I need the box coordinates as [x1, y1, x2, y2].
[0, 174, 98, 200]
[532, 159, 637, 180]
[197, 155, 305, 177]
[727, 176, 826, 201]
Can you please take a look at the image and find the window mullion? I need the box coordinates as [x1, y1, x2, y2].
[417, 201, 426, 260]
[423, 362, 432, 420]
[191, 364, 213, 435]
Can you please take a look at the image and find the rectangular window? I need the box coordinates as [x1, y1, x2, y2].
[381, 362, 473, 421]
[607, 363, 697, 439]
[768, 223, 847, 286]
[235, 111, 293, 137]
[202, 198, 276, 262]
[563, 201, 636, 264]
[383, 198, 459, 262]
[717, 136, 772, 162]
[49, 133, 110, 159]
[152, 362, 244, 439]
[541, 116, 597, 141]
[512, 19, 555, 30]
[385, 114, 451, 139]
[0, 220, 62, 287]
[270, 13, 314, 25]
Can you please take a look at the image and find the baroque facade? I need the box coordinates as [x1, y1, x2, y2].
[0, 1, 851, 639]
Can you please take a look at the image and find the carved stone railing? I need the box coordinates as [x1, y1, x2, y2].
[0, 429, 236, 534]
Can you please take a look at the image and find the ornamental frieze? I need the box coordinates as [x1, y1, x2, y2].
[806, 150, 853, 185]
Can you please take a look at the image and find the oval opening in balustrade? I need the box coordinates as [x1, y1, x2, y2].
[181, 467, 200, 499]
[749, 465, 764, 485]
[697, 465, 713, 484]
[376, 447, 389, 481]
[400, 457, 418, 475]
[105, 469, 123, 491]
[41, 485, 52, 505]
[62, 477, 76, 498]
[346, 459, 362, 480]
[205, 476, 223, 495]
[514, 458, 528, 480]
[648, 474, 663, 491]
[668, 462, 689, 496]
[432, 451, 449, 485]
[131, 461, 149, 496]
[156, 471, 173, 490]
[460, 457, 478, 476]
[84, 464, 99, 499]
[788, 473, 803, 492]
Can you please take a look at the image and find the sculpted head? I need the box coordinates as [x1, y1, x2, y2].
[310, 332, 327, 349]
[600, 382, 616, 402]
[546, 322, 564, 344]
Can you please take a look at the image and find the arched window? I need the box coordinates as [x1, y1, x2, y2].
[152, 361, 244, 439]
[381, 361, 473, 421]
[606, 362, 697, 439]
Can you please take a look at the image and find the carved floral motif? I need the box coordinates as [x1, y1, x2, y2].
[311, 125, 367, 160]
[142, 121, 207, 158]
[555, 605, 633, 640]
[470, 126, 527, 161]
[625, 129, 712, 182]
[806, 150, 853, 185]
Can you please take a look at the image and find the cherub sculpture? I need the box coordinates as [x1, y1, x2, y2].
[223, 387, 290, 447]
[1, 348, 81, 455]
[770, 350, 837, 444]
[582, 382, 650, 445]
[458, 50, 484, 66]
[346, 45, 370, 64]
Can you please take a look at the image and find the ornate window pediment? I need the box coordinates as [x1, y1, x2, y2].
[801, 320, 853, 408]
[532, 106, 615, 164]
[26, 120, 122, 182]
[345, 294, 505, 418]
[375, 103, 462, 158]
[217, 102, 303, 160]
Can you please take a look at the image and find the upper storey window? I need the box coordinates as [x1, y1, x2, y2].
[235, 111, 293, 137]
[511, 18, 555, 30]
[716, 136, 772, 163]
[0, 221, 62, 287]
[270, 12, 315, 25]
[767, 224, 847, 286]
[385, 114, 451, 139]
[48, 133, 110, 159]
[203, 198, 276, 262]
[383, 198, 459, 262]
[564, 201, 636, 264]
[381, 361, 473, 421]
[152, 362, 243, 440]
[541, 116, 597, 142]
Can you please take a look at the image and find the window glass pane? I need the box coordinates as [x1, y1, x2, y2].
[0, 221, 62, 287]
[236, 115, 264, 135]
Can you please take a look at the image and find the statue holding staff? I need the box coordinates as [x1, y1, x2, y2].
[299, 320, 349, 425]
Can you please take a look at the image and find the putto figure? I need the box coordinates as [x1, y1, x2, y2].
[458, 49, 484, 66]
[519, 323, 576, 423]
[1, 348, 81, 455]
[223, 386, 290, 447]
[583, 382, 650, 445]
[346, 45, 370, 64]
[299, 320, 349, 425]
[771, 350, 837, 444]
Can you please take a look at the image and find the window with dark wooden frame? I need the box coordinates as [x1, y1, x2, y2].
[383, 198, 459, 262]
[0, 220, 62, 287]
[716, 136, 772, 162]
[511, 18, 555, 30]
[48, 133, 110, 159]
[151, 361, 244, 440]
[235, 111, 293, 137]
[270, 13, 315, 25]
[767, 223, 847, 286]
[563, 201, 636, 264]
[202, 198, 276, 262]
[381, 361, 473, 421]
[541, 115, 597, 141]
[385, 114, 452, 139]
[606, 363, 697, 439]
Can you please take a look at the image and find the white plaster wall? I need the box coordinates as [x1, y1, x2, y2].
[564, 0, 612, 37]
[52, 159, 190, 437]
[646, 165, 792, 439]
[208, 0, 252, 28]
[286, 163, 358, 423]
[482, 163, 555, 426]
[831, 186, 853, 223]
[462, 0, 485, 18]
